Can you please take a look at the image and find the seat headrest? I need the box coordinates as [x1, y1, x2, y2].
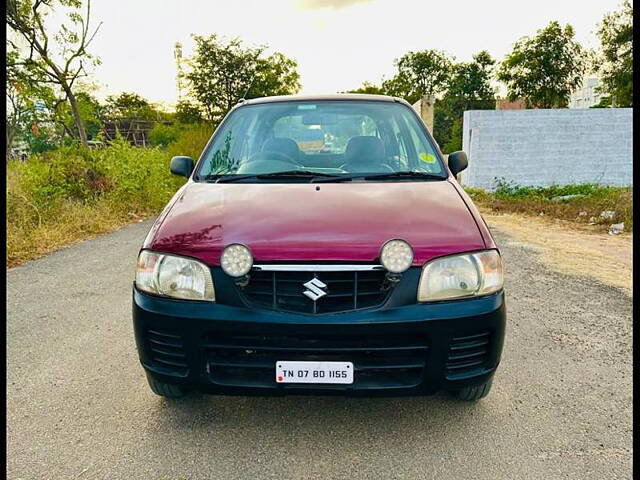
[344, 136, 385, 166]
[262, 137, 300, 162]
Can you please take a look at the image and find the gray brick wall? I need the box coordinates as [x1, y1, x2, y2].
[460, 108, 632, 190]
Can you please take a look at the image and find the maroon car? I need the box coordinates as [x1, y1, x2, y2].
[133, 94, 505, 401]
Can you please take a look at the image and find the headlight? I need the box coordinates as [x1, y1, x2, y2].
[417, 250, 503, 302]
[220, 243, 253, 277]
[380, 239, 414, 273]
[135, 250, 215, 301]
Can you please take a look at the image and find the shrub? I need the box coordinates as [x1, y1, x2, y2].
[7, 138, 185, 266]
[166, 123, 216, 161]
[492, 177, 615, 200]
[148, 123, 184, 147]
[7, 122, 218, 266]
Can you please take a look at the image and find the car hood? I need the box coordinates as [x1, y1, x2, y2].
[145, 180, 486, 266]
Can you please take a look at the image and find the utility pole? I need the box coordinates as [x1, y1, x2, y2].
[174, 42, 185, 102]
[411, 95, 435, 134]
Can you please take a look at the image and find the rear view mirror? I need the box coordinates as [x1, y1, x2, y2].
[170, 156, 194, 178]
[447, 151, 468, 176]
[302, 113, 338, 125]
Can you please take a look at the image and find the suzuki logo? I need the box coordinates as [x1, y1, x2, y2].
[303, 278, 327, 301]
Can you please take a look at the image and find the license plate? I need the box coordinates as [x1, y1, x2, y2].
[276, 361, 354, 384]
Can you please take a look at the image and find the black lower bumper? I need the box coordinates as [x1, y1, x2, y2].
[132, 286, 506, 397]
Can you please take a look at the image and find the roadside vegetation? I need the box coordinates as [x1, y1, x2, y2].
[465, 181, 632, 233]
[6, 126, 213, 267]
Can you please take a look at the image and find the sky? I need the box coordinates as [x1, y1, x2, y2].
[44, 0, 622, 107]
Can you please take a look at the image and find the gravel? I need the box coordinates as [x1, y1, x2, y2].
[7, 219, 632, 480]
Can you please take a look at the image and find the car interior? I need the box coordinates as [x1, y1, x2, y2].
[237, 135, 396, 174]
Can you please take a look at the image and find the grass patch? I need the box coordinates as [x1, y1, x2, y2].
[465, 180, 632, 233]
[7, 126, 214, 267]
[7, 200, 144, 267]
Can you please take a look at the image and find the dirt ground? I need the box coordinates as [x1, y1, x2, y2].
[481, 210, 633, 295]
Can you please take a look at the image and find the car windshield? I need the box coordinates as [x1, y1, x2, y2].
[195, 100, 446, 181]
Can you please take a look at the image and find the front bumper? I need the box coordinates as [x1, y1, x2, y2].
[132, 286, 506, 397]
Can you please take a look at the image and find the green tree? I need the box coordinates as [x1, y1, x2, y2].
[344, 50, 453, 104]
[392, 49, 453, 102]
[446, 51, 496, 112]
[57, 91, 104, 139]
[6, 0, 102, 146]
[186, 34, 300, 121]
[590, 96, 613, 108]
[497, 21, 586, 108]
[6, 51, 61, 156]
[345, 81, 387, 95]
[381, 74, 421, 104]
[104, 92, 159, 120]
[433, 51, 496, 152]
[249, 52, 301, 99]
[174, 100, 203, 124]
[594, 0, 632, 107]
[441, 117, 463, 153]
[6, 55, 32, 156]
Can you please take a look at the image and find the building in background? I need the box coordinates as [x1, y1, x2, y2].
[569, 76, 602, 109]
[495, 98, 526, 110]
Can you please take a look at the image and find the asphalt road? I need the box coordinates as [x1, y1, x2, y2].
[7, 219, 632, 480]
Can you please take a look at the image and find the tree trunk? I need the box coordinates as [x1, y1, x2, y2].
[66, 88, 88, 146]
[6, 125, 15, 162]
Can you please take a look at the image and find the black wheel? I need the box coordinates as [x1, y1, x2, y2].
[146, 374, 187, 398]
[455, 378, 493, 401]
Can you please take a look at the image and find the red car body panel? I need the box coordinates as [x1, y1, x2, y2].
[144, 178, 488, 266]
[448, 179, 497, 250]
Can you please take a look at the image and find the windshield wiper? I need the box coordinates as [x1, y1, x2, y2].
[312, 171, 445, 183]
[205, 170, 342, 183]
[363, 171, 446, 181]
[203, 170, 444, 183]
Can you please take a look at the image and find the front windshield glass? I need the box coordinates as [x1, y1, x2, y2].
[195, 100, 446, 180]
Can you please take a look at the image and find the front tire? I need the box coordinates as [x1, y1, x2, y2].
[146, 374, 187, 398]
[455, 378, 493, 401]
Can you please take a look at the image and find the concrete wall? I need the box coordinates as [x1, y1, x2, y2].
[461, 108, 632, 190]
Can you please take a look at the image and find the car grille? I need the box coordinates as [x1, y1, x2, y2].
[147, 329, 189, 376]
[204, 331, 428, 390]
[445, 331, 491, 379]
[240, 268, 390, 314]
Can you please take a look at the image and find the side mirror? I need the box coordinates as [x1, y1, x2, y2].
[170, 156, 194, 178]
[448, 151, 468, 176]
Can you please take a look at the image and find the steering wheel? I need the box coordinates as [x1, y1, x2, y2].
[244, 151, 300, 166]
[339, 162, 396, 173]
[237, 151, 303, 174]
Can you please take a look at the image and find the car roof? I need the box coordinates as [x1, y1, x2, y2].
[240, 93, 405, 106]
